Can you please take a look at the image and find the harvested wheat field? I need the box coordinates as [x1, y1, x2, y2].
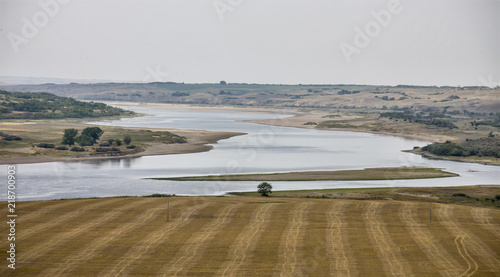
[1, 196, 499, 276]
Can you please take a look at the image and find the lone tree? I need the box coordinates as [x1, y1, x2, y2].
[62, 128, 79, 146]
[257, 182, 272, 197]
[77, 127, 103, 146]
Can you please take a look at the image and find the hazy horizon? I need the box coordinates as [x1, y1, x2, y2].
[1, 75, 499, 88]
[1, 0, 499, 87]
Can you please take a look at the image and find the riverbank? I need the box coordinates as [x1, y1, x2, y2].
[0, 119, 244, 165]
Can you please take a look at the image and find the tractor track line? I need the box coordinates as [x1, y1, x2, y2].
[455, 236, 479, 277]
[471, 207, 500, 240]
[364, 202, 411, 276]
[218, 203, 276, 276]
[400, 202, 462, 277]
[161, 203, 243, 276]
[42, 199, 187, 276]
[16, 198, 126, 242]
[99, 201, 211, 276]
[327, 202, 355, 277]
[277, 202, 310, 277]
[436, 205, 500, 271]
[19, 198, 156, 264]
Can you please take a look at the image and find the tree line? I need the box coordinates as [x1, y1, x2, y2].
[61, 127, 132, 147]
[422, 137, 500, 158]
[380, 111, 458, 129]
[0, 90, 131, 119]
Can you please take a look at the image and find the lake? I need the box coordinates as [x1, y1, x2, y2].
[1, 106, 499, 201]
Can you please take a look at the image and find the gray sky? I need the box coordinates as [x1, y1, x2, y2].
[1, 0, 499, 86]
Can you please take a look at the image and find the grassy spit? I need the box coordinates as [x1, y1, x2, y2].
[151, 167, 459, 181]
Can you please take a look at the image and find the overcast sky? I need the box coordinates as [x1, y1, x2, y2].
[1, 0, 498, 86]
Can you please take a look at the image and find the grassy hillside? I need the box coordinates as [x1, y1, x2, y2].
[1, 83, 498, 113]
[0, 90, 132, 119]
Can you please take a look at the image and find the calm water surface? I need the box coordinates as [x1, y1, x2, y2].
[1, 107, 498, 201]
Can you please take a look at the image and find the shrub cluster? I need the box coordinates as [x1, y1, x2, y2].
[172, 92, 190, 97]
[337, 89, 360, 95]
[422, 138, 500, 158]
[95, 147, 120, 153]
[70, 146, 85, 152]
[37, 143, 55, 148]
[380, 111, 458, 129]
[0, 132, 22, 141]
[165, 135, 187, 144]
[144, 193, 176, 197]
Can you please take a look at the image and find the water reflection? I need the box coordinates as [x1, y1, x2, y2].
[79, 157, 137, 168]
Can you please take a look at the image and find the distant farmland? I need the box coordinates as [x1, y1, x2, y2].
[1, 196, 499, 276]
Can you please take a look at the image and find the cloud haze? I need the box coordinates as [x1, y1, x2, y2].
[1, 0, 498, 86]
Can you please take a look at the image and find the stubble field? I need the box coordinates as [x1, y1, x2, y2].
[1, 196, 499, 276]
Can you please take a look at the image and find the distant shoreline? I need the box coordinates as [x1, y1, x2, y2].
[105, 101, 439, 142]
